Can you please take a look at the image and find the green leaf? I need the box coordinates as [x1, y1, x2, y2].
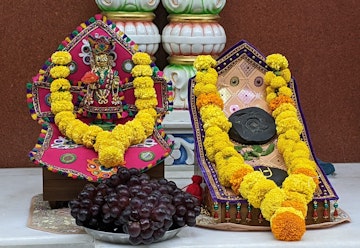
[252, 145, 263, 153]
[250, 151, 260, 158]
[234, 145, 243, 152]
[261, 143, 275, 156]
[244, 152, 250, 160]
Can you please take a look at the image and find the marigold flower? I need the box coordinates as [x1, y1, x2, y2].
[193, 55, 216, 70]
[126, 119, 147, 145]
[218, 160, 243, 187]
[194, 83, 218, 96]
[223, 160, 248, 186]
[133, 76, 154, 88]
[269, 95, 295, 111]
[292, 140, 310, 154]
[50, 65, 71, 79]
[289, 157, 317, 172]
[51, 100, 74, 115]
[282, 174, 316, 203]
[281, 200, 308, 218]
[248, 179, 278, 208]
[214, 153, 227, 170]
[203, 115, 232, 132]
[219, 146, 243, 160]
[271, 103, 297, 119]
[204, 126, 223, 137]
[283, 148, 310, 165]
[213, 147, 239, 165]
[112, 125, 132, 148]
[135, 98, 158, 110]
[292, 167, 319, 187]
[98, 145, 125, 168]
[196, 92, 224, 110]
[212, 140, 236, 156]
[64, 119, 83, 139]
[199, 104, 224, 122]
[260, 187, 286, 221]
[270, 76, 287, 89]
[264, 71, 276, 85]
[54, 111, 75, 125]
[266, 92, 277, 103]
[277, 137, 295, 154]
[131, 65, 153, 77]
[266, 53, 289, 71]
[276, 117, 303, 135]
[136, 114, 156, 137]
[278, 86, 293, 97]
[93, 131, 113, 152]
[138, 108, 157, 119]
[82, 125, 103, 148]
[270, 207, 306, 241]
[98, 131, 123, 149]
[195, 68, 218, 85]
[50, 78, 71, 92]
[239, 171, 266, 199]
[57, 117, 74, 134]
[280, 68, 292, 82]
[283, 129, 301, 142]
[50, 91, 73, 102]
[134, 87, 156, 99]
[132, 52, 152, 65]
[51, 51, 72, 65]
[230, 165, 254, 193]
[69, 122, 88, 144]
[266, 86, 275, 94]
[193, 82, 206, 97]
[275, 110, 298, 124]
[204, 136, 217, 162]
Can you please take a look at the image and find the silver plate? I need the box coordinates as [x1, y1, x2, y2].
[84, 227, 183, 244]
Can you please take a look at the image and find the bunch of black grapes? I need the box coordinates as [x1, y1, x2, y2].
[69, 167, 201, 245]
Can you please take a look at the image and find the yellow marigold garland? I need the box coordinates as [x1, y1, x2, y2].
[49, 51, 158, 168]
[260, 187, 287, 221]
[51, 51, 72, 65]
[193, 53, 319, 241]
[266, 53, 289, 71]
[264, 54, 318, 240]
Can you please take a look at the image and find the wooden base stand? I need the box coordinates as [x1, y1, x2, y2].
[203, 187, 331, 225]
[42, 162, 165, 208]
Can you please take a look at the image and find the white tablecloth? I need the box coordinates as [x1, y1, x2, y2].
[0, 163, 358, 247]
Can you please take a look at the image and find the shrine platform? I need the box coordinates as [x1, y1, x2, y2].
[0, 163, 359, 248]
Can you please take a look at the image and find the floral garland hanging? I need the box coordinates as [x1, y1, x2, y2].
[193, 55, 319, 241]
[49, 51, 158, 168]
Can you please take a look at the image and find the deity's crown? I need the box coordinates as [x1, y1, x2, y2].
[88, 35, 114, 55]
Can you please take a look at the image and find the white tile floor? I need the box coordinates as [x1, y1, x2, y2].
[0, 164, 359, 248]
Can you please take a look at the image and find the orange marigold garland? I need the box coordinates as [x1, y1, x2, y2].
[269, 95, 295, 111]
[270, 207, 306, 241]
[196, 92, 224, 110]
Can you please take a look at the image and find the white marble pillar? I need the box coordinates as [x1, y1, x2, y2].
[95, 0, 161, 57]
[161, 0, 227, 166]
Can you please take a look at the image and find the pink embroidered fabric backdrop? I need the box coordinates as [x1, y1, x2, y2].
[1, 0, 359, 167]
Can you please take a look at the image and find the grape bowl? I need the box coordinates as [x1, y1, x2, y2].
[84, 226, 183, 244]
[69, 167, 201, 245]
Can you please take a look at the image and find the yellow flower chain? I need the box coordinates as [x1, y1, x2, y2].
[193, 54, 319, 241]
[50, 51, 157, 168]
